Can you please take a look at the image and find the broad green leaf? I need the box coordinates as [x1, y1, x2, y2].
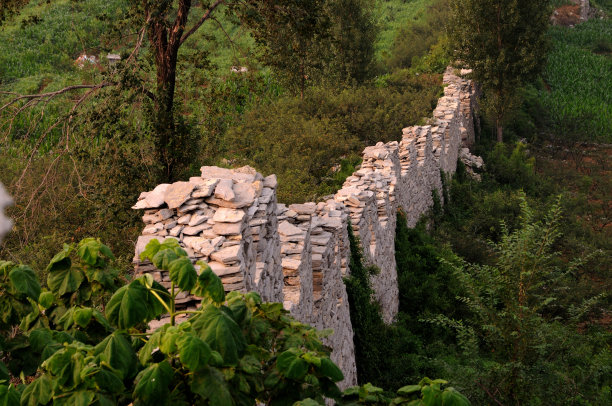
[138, 328, 165, 365]
[74, 307, 93, 328]
[20, 375, 53, 406]
[95, 394, 115, 406]
[178, 333, 212, 371]
[440, 388, 470, 406]
[167, 257, 197, 291]
[318, 357, 343, 382]
[159, 326, 180, 355]
[9, 266, 41, 300]
[191, 305, 245, 365]
[91, 309, 112, 332]
[93, 368, 124, 394]
[227, 297, 249, 326]
[43, 347, 76, 388]
[133, 361, 174, 405]
[47, 267, 84, 296]
[94, 333, 138, 380]
[46, 244, 73, 273]
[152, 249, 178, 271]
[52, 390, 95, 406]
[190, 366, 234, 406]
[139, 239, 161, 262]
[302, 352, 321, 367]
[0, 384, 20, 406]
[239, 355, 261, 375]
[105, 281, 150, 329]
[277, 350, 309, 380]
[159, 238, 186, 256]
[87, 267, 118, 291]
[58, 308, 76, 330]
[264, 371, 281, 388]
[293, 399, 323, 406]
[193, 263, 225, 304]
[397, 385, 422, 396]
[0, 362, 8, 382]
[29, 328, 54, 353]
[421, 384, 440, 405]
[134, 277, 170, 320]
[77, 238, 115, 267]
[38, 291, 55, 309]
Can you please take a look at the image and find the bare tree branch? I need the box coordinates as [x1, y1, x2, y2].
[180, 0, 225, 45]
[0, 83, 114, 112]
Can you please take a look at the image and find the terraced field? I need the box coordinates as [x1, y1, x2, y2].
[541, 18, 612, 141]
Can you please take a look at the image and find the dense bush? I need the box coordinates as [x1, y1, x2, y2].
[225, 72, 442, 202]
[0, 237, 470, 405]
[429, 196, 612, 405]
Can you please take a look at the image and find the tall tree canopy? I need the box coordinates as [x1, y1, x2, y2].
[449, 0, 551, 142]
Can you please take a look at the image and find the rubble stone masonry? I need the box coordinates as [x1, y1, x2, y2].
[131, 67, 480, 388]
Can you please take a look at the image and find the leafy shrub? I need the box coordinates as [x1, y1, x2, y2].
[484, 142, 539, 193]
[429, 196, 612, 405]
[0, 237, 470, 405]
[225, 73, 442, 202]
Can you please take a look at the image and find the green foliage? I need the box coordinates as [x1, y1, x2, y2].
[485, 142, 539, 193]
[226, 72, 442, 202]
[449, 0, 551, 141]
[3, 238, 465, 405]
[428, 195, 612, 404]
[324, 0, 378, 84]
[338, 378, 470, 406]
[344, 222, 389, 385]
[395, 212, 465, 339]
[385, 0, 451, 71]
[540, 19, 612, 142]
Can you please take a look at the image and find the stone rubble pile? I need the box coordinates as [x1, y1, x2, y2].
[132, 67, 479, 388]
[459, 148, 485, 181]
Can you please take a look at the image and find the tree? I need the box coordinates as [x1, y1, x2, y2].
[244, 0, 330, 98]
[448, 0, 550, 142]
[324, 0, 378, 84]
[0, 0, 330, 181]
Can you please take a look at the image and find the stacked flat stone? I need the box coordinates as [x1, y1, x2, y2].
[0, 182, 12, 244]
[131, 66, 480, 388]
[335, 142, 400, 324]
[132, 166, 284, 311]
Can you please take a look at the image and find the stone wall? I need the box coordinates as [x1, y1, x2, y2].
[0, 182, 12, 245]
[131, 67, 479, 388]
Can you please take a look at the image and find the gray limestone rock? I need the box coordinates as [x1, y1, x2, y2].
[165, 182, 196, 209]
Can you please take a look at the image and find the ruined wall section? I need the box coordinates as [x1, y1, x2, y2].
[131, 67, 477, 388]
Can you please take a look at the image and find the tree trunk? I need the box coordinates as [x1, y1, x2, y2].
[496, 119, 503, 143]
[147, 0, 192, 181]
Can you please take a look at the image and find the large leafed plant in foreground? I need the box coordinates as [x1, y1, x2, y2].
[0, 238, 469, 405]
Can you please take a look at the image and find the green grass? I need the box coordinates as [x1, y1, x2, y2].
[541, 19, 612, 141]
[592, 0, 612, 14]
[0, 0, 128, 84]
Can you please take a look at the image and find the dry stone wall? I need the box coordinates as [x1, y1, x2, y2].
[131, 67, 479, 388]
